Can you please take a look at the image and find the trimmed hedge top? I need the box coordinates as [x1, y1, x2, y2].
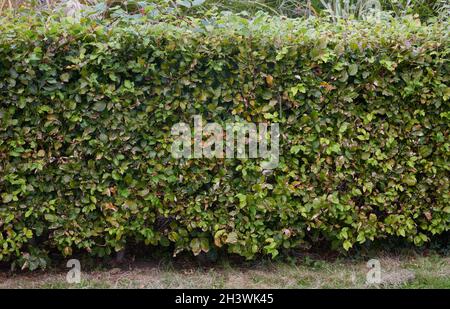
[0, 13, 449, 269]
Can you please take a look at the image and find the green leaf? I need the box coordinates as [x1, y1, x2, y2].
[60, 73, 70, 82]
[356, 233, 366, 243]
[343, 240, 353, 251]
[124, 80, 133, 89]
[226, 232, 238, 244]
[348, 63, 358, 76]
[93, 102, 106, 112]
[403, 175, 417, 186]
[44, 214, 58, 223]
[1, 193, 13, 203]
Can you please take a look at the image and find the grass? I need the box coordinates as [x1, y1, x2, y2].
[0, 251, 448, 289]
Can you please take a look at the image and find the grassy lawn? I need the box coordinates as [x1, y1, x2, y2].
[0, 252, 448, 289]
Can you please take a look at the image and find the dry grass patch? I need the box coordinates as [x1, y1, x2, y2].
[0, 253, 448, 289]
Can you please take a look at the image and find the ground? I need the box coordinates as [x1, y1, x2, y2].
[0, 251, 448, 289]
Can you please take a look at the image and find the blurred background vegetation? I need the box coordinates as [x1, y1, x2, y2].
[0, 0, 448, 22]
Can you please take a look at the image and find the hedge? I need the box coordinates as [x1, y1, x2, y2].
[0, 13, 449, 269]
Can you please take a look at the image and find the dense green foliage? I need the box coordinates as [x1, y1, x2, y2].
[0, 13, 449, 269]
